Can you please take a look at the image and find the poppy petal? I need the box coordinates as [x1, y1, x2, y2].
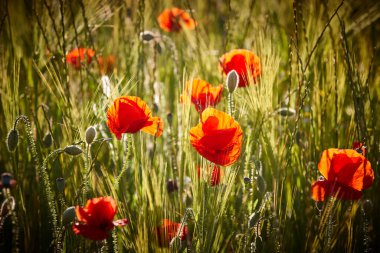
[311, 180, 362, 201]
[141, 117, 164, 137]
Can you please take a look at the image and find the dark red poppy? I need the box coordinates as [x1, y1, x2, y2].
[190, 108, 243, 166]
[72, 197, 128, 241]
[66, 48, 95, 69]
[181, 79, 223, 112]
[311, 149, 374, 201]
[106, 96, 163, 140]
[197, 165, 222, 186]
[155, 219, 188, 247]
[219, 49, 261, 87]
[157, 7, 196, 32]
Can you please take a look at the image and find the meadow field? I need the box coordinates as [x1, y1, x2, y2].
[0, 0, 379, 252]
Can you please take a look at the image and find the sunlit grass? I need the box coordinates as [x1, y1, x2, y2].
[0, 0, 379, 252]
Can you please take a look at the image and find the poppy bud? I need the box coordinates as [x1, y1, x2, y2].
[7, 129, 18, 152]
[243, 177, 252, 184]
[226, 70, 239, 93]
[43, 132, 53, 148]
[140, 31, 156, 42]
[85, 126, 97, 145]
[63, 145, 83, 156]
[62, 206, 76, 225]
[275, 107, 296, 117]
[166, 179, 178, 193]
[56, 177, 65, 192]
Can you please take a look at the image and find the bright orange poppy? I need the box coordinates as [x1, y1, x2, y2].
[197, 165, 222, 186]
[107, 96, 163, 140]
[181, 79, 223, 112]
[189, 108, 243, 166]
[219, 49, 261, 87]
[157, 7, 196, 32]
[66, 48, 95, 69]
[155, 219, 188, 247]
[311, 149, 374, 201]
[72, 197, 128, 241]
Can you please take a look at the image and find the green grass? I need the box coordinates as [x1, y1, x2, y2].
[0, 0, 379, 252]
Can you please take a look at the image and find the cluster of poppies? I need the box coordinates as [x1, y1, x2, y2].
[66, 6, 375, 247]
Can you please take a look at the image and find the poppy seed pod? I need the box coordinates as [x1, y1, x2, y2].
[7, 129, 19, 152]
[56, 177, 65, 192]
[43, 132, 53, 148]
[140, 31, 156, 42]
[85, 126, 97, 145]
[226, 70, 239, 93]
[1, 172, 17, 188]
[63, 145, 83, 156]
[62, 206, 76, 225]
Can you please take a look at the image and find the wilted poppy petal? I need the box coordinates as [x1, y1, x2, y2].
[197, 165, 222, 186]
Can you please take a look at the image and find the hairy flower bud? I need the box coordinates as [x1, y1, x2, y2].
[63, 145, 83, 156]
[226, 70, 239, 93]
[140, 31, 156, 42]
[62, 206, 76, 225]
[85, 126, 97, 145]
[43, 132, 53, 148]
[275, 107, 296, 117]
[7, 129, 18, 152]
[167, 113, 173, 126]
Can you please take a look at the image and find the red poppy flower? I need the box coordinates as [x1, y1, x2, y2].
[106, 96, 163, 140]
[66, 48, 95, 69]
[197, 165, 222, 186]
[98, 55, 116, 75]
[155, 219, 188, 247]
[157, 7, 196, 32]
[72, 197, 128, 241]
[219, 49, 261, 87]
[189, 108, 243, 166]
[181, 79, 223, 112]
[311, 149, 374, 201]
